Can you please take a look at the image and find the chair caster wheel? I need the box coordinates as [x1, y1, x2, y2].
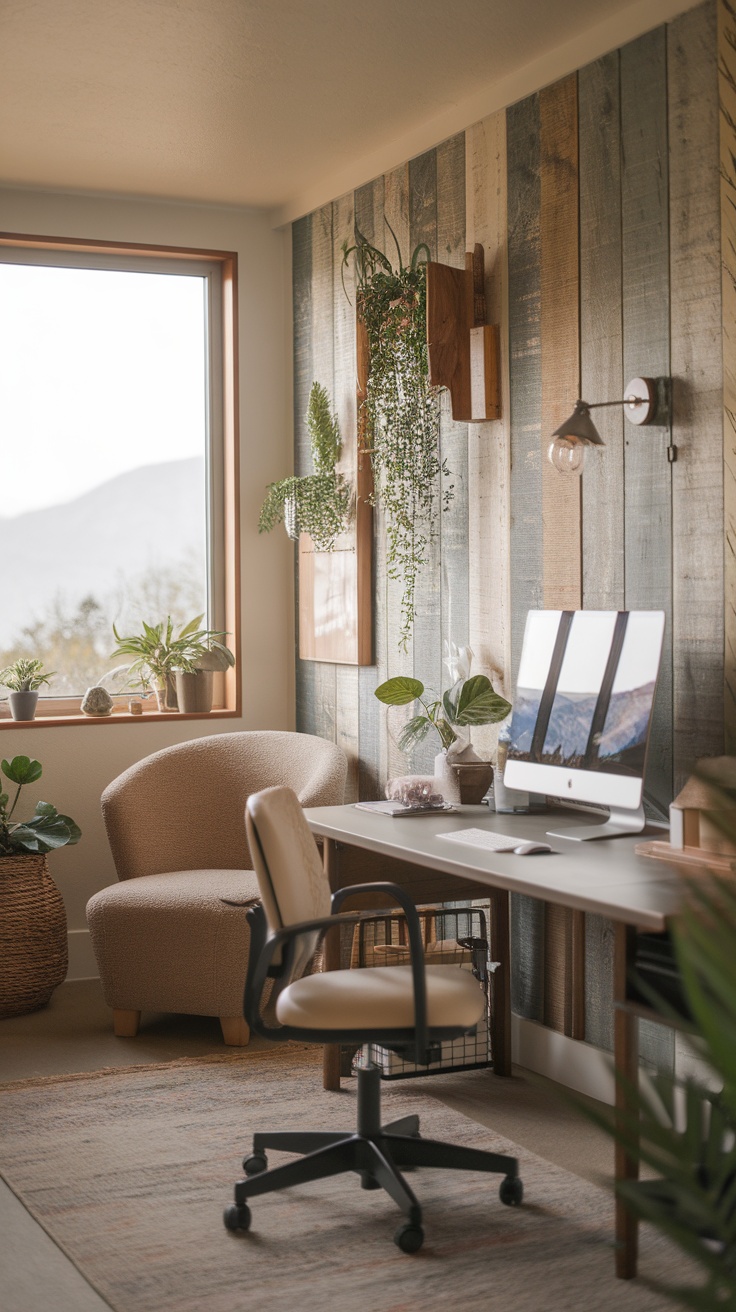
[499, 1175, 523, 1206]
[223, 1203, 251, 1232]
[394, 1222, 424, 1253]
[361, 1172, 381, 1190]
[243, 1152, 267, 1175]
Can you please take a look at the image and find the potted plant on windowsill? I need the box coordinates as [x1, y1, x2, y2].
[110, 614, 230, 712]
[170, 629, 235, 714]
[0, 658, 55, 722]
[0, 754, 81, 1017]
[375, 644, 511, 803]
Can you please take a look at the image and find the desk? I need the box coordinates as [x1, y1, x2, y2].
[305, 802, 684, 1280]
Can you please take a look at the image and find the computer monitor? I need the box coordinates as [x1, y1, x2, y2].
[503, 609, 665, 841]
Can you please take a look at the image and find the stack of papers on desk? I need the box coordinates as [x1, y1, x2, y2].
[354, 801, 455, 817]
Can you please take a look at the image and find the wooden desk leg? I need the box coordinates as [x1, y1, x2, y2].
[322, 838, 342, 1092]
[614, 923, 639, 1279]
[490, 889, 512, 1076]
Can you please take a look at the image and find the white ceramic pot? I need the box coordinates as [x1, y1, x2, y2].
[434, 750, 461, 804]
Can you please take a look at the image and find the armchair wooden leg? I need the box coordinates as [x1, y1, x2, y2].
[220, 1016, 250, 1047]
[113, 1008, 141, 1037]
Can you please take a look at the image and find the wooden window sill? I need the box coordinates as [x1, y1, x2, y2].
[0, 708, 239, 729]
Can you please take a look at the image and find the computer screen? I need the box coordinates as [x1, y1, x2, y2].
[503, 609, 665, 839]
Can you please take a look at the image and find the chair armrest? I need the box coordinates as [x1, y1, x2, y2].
[241, 885, 429, 1058]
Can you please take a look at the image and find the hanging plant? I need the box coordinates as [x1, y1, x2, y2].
[258, 382, 351, 551]
[342, 223, 453, 651]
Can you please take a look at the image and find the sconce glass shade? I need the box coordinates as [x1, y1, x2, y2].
[548, 401, 604, 477]
[547, 435, 588, 476]
[547, 379, 656, 477]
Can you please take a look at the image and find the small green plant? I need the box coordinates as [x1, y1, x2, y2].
[0, 658, 55, 693]
[0, 756, 81, 856]
[110, 615, 234, 688]
[343, 222, 453, 652]
[375, 645, 510, 754]
[259, 381, 351, 550]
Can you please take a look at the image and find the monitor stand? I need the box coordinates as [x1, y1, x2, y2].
[546, 802, 647, 842]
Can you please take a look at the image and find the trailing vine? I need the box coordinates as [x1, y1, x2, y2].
[258, 381, 351, 551]
[342, 223, 453, 652]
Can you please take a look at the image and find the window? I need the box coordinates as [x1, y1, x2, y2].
[0, 235, 239, 722]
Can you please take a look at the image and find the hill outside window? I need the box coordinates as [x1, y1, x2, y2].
[0, 234, 240, 724]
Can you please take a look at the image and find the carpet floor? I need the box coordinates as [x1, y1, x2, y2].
[0, 1048, 692, 1311]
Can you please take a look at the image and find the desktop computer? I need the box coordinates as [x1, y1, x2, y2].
[503, 609, 666, 841]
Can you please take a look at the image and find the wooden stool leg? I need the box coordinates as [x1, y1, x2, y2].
[220, 1016, 250, 1047]
[113, 1008, 141, 1037]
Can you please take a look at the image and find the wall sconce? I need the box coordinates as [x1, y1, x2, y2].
[548, 377, 657, 476]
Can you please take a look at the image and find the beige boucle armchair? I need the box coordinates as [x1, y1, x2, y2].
[86, 731, 347, 1045]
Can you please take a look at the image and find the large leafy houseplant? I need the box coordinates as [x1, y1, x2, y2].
[586, 758, 736, 1309]
[343, 224, 453, 652]
[0, 755, 80, 1019]
[0, 755, 81, 856]
[259, 381, 351, 550]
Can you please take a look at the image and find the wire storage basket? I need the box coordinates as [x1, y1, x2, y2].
[351, 904, 497, 1080]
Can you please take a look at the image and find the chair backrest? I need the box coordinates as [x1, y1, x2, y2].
[102, 731, 347, 880]
[246, 785, 331, 980]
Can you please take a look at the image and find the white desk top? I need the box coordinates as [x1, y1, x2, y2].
[304, 804, 683, 932]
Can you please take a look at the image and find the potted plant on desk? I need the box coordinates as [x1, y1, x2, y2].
[375, 643, 511, 803]
[0, 754, 81, 1017]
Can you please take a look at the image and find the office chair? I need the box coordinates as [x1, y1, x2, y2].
[223, 785, 523, 1253]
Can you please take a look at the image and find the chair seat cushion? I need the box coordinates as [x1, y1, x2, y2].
[86, 869, 260, 1016]
[275, 963, 486, 1032]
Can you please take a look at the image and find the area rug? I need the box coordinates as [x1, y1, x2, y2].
[0, 1051, 690, 1312]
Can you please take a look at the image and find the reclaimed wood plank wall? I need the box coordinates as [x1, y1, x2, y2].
[291, 0, 725, 1056]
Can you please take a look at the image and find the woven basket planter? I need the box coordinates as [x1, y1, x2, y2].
[0, 853, 68, 1018]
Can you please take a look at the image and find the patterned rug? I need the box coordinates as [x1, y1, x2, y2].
[0, 1050, 690, 1311]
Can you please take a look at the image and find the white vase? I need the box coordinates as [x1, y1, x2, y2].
[434, 750, 461, 804]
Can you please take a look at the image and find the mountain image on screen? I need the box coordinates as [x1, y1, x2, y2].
[508, 682, 656, 777]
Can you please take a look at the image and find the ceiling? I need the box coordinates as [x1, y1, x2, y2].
[0, 0, 694, 225]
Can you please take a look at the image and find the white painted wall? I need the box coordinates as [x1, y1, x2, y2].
[0, 185, 295, 967]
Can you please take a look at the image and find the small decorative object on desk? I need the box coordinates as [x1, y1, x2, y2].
[385, 776, 447, 810]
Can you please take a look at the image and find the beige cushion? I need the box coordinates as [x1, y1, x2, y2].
[275, 964, 486, 1032]
[87, 869, 259, 1016]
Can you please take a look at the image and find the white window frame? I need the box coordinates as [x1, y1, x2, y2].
[0, 233, 241, 726]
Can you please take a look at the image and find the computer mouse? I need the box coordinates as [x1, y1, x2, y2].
[513, 842, 553, 856]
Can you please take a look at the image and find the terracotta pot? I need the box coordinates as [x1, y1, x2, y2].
[453, 762, 494, 805]
[175, 669, 214, 714]
[0, 853, 68, 1017]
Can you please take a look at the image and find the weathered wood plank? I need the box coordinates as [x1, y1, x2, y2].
[621, 27, 673, 815]
[539, 75, 581, 1037]
[720, 0, 736, 750]
[465, 110, 512, 767]
[292, 214, 317, 736]
[436, 132, 471, 760]
[383, 163, 414, 780]
[507, 93, 545, 1025]
[356, 178, 385, 800]
[578, 53, 623, 1051]
[333, 191, 361, 800]
[309, 203, 338, 742]
[409, 148, 442, 778]
[669, 2, 723, 789]
[540, 75, 581, 616]
[579, 52, 625, 611]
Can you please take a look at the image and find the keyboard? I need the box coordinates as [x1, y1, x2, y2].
[437, 828, 532, 853]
